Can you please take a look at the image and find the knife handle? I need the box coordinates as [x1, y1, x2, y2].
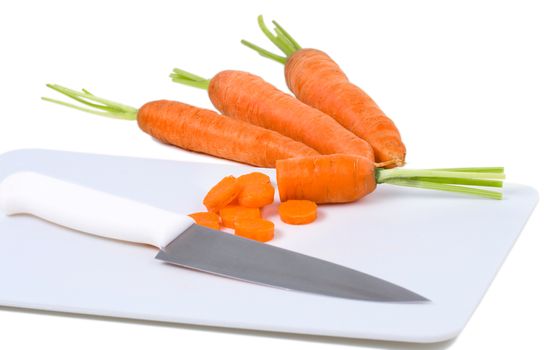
[0, 172, 194, 249]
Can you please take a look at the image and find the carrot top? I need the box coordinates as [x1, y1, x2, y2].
[376, 166, 505, 200]
[241, 15, 301, 65]
[169, 69, 211, 90]
[42, 84, 139, 120]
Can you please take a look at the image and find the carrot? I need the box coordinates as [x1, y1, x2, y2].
[242, 16, 406, 166]
[170, 69, 375, 162]
[279, 200, 317, 225]
[203, 176, 240, 213]
[234, 218, 274, 242]
[188, 212, 221, 230]
[42, 85, 319, 168]
[237, 172, 275, 207]
[276, 155, 505, 203]
[219, 204, 261, 229]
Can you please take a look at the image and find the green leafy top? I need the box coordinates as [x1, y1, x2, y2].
[42, 84, 138, 120]
[241, 15, 302, 64]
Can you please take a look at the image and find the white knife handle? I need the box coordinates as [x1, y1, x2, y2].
[0, 172, 194, 249]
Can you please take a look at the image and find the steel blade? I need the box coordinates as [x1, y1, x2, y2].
[155, 224, 428, 302]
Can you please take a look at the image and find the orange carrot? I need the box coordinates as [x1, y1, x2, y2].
[203, 176, 240, 213]
[276, 155, 505, 203]
[42, 85, 319, 168]
[242, 16, 406, 166]
[219, 204, 261, 229]
[170, 70, 375, 162]
[237, 172, 275, 208]
[234, 218, 275, 242]
[188, 212, 221, 230]
[278, 200, 317, 225]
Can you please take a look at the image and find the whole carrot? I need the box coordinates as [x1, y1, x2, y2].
[170, 69, 375, 162]
[277, 155, 505, 203]
[242, 16, 406, 166]
[42, 84, 319, 167]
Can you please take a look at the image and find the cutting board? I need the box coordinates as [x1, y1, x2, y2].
[0, 149, 538, 343]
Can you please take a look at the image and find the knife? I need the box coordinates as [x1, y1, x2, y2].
[0, 171, 428, 302]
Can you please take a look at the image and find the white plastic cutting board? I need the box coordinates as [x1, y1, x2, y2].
[0, 149, 538, 343]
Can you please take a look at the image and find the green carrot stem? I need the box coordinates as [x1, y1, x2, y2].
[42, 97, 135, 120]
[384, 179, 503, 200]
[46, 84, 137, 113]
[242, 16, 301, 63]
[171, 68, 209, 82]
[427, 167, 504, 173]
[257, 15, 295, 56]
[409, 177, 503, 188]
[240, 40, 287, 64]
[274, 28, 297, 53]
[42, 84, 138, 120]
[376, 169, 505, 182]
[170, 68, 210, 90]
[271, 19, 302, 50]
[170, 76, 210, 90]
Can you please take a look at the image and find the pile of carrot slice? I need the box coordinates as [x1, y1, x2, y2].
[42, 15, 506, 245]
[190, 172, 318, 242]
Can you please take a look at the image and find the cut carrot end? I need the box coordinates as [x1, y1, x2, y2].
[276, 155, 377, 203]
[188, 212, 221, 230]
[279, 200, 318, 225]
[203, 176, 240, 213]
[234, 218, 275, 242]
[219, 205, 261, 229]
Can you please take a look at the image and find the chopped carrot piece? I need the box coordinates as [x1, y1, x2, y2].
[203, 176, 240, 213]
[278, 200, 318, 225]
[234, 218, 274, 242]
[238, 182, 275, 207]
[219, 204, 261, 229]
[188, 212, 221, 230]
[237, 172, 270, 186]
[237, 172, 275, 208]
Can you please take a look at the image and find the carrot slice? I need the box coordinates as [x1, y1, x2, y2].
[203, 176, 240, 213]
[279, 200, 318, 225]
[234, 218, 274, 242]
[237, 172, 270, 185]
[188, 212, 221, 230]
[238, 183, 275, 207]
[237, 172, 275, 208]
[219, 204, 261, 229]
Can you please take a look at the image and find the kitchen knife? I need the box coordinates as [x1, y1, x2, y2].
[0, 171, 428, 302]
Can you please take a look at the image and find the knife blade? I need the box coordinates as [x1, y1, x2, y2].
[0, 171, 428, 302]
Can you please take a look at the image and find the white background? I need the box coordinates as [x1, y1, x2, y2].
[0, 0, 542, 349]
